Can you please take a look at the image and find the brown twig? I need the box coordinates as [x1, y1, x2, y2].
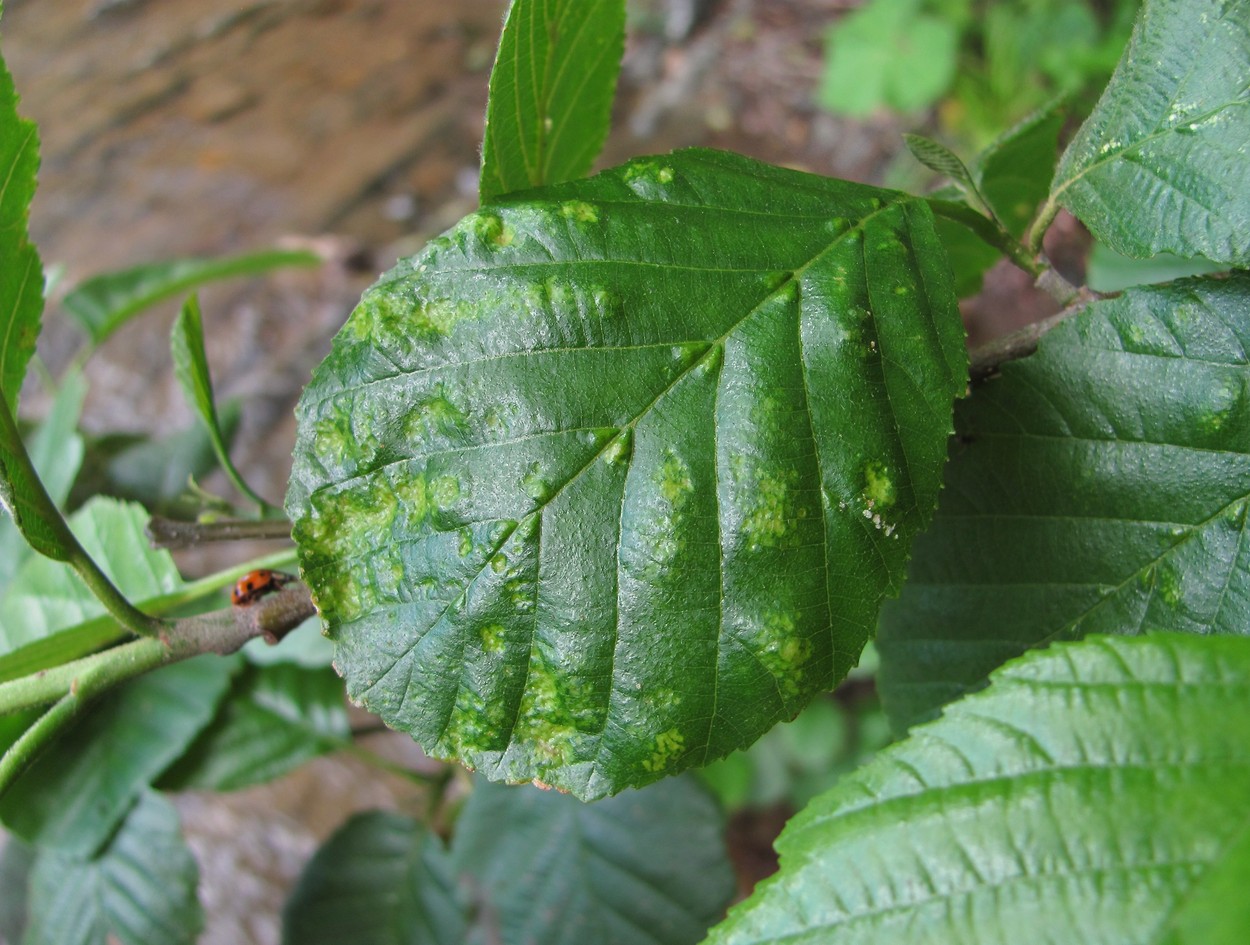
[968, 288, 1102, 383]
[147, 515, 292, 550]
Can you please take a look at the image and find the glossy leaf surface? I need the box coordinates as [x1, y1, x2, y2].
[705, 634, 1250, 945]
[288, 149, 966, 797]
[879, 275, 1250, 730]
[282, 811, 465, 945]
[0, 656, 233, 855]
[452, 777, 735, 945]
[0, 27, 42, 410]
[479, 0, 625, 202]
[1047, 0, 1250, 263]
[21, 791, 202, 945]
[61, 247, 319, 346]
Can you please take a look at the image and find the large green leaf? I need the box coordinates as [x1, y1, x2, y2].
[282, 811, 466, 945]
[878, 274, 1250, 730]
[479, 0, 625, 202]
[61, 247, 320, 347]
[705, 633, 1250, 945]
[0, 656, 233, 856]
[288, 149, 966, 798]
[159, 662, 349, 791]
[1045, 0, 1250, 263]
[0, 497, 182, 657]
[0, 24, 43, 411]
[21, 791, 202, 945]
[451, 777, 735, 945]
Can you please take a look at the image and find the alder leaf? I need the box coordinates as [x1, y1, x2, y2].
[878, 274, 1250, 730]
[1046, 0, 1250, 263]
[705, 634, 1250, 945]
[288, 149, 966, 798]
[479, 0, 625, 202]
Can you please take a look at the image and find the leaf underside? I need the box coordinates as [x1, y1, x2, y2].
[878, 274, 1250, 731]
[705, 633, 1250, 945]
[288, 149, 966, 798]
[1049, 0, 1250, 263]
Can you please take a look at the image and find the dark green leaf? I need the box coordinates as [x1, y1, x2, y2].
[61, 248, 320, 347]
[932, 213, 1003, 298]
[0, 656, 233, 855]
[902, 134, 974, 189]
[288, 149, 966, 798]
[0, 30, 43, 410]
[282, 810, 465, 945]
[818, 0, 959, 117]
[0, 371, 85, 591]
[160, 662, 349, 791]
[976, 102, 1065, 238]
[705, 634, 1250, 945]
[451, 777, 734, 945]
[878, 274, 1250, 730]
[479, 0, 626, 202]
[21, 791, 202, 945]
[1086, 241, 1225, 292]
[0, 497, 182, 658]
[0, 399, 75, 566]
[1046, 0, 1250, 263]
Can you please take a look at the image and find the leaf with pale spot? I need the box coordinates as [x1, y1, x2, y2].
[288, 149, 965, 799]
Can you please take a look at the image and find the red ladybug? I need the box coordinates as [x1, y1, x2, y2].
[231, 569, 294, 606]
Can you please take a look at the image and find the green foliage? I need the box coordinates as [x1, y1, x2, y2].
[818, 0, 960, 118]
[0, 17, 42, 412]
[877, 274, 1250, 730]
[706, 634, 1250, 945]
[820, 0, 1137, 144]
[2, 0, 1250, 942]
[20, 791, 203, 945]
[61, 247, 320, 348]
[450, 777, 734, 945]
[282, 810, 465, 945]
[171, 294, 272, 512]
[1046, 0, 1250, 261]
[288, 149, 966, 798]
[0, 497, 182, 658]
[479, 0, 626, 202]
[160, 662, 350, 791]
[0, 656, 233, 855]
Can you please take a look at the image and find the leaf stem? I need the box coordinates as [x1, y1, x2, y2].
[1027, 198, 1062, 257]
[146, 515, 292, 550]
[926, 198, 1044, 278]
[66, 546, 168, 638]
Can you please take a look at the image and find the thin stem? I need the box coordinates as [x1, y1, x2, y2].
[147, 515, 292, 550]
[0, 694, 80, 794]
[1027, 198, 1062, 257]
[66, 547, 167, 637]
[926, 198, 1044, 278]
[0, 547, 300, 685]
[0, 582, 315, 718]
